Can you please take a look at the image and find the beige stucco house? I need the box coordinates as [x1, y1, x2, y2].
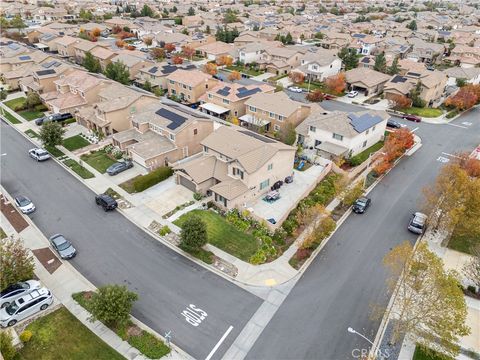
[166, 69, 218, 104]
[345, 67, 391, 96]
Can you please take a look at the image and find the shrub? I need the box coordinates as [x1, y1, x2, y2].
[446, 109, 459, 119]
[179, 215, 208, 252]
[467, 285, 477, 294]
[19, 330, 33, 343]
[193, 192, 203, 201]
[249, 249, 267, 264]
[347, 155, 363, 167]
[0, 331, 16, 360]
[272, 228, 287, 246]
[89, 285, 138, 328]
[133, 167, 173, 192]
[282, 218, 298, 236]
[13, 104, 26, 111]
[158, 225, 171, 236]
[127, 330, 170, 359]
[295, 248, 311, 261]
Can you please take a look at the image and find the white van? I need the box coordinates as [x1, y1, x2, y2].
[0, 287, 53, 327]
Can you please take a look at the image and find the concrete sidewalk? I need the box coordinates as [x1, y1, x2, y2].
[0, 189, 189, 360]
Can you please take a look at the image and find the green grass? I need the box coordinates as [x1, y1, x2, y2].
[3, 97, 26, 110]
[226, 65, 264, 76]
[0, 227, 6, 239]
[1, 108, 21, 124]
[297, 81, 324, 91]
[412, 345, 452, 360]
[17, 307, 124, 360]
[80, 149, 116, 173]
[44, 145, 65, 158]
[25, 129, 39, 138]
[448, 232, 478, 255]
[119, 167, 173, 193]
[400, 107, 443, 118]
[63, 158, 95, 179]
[19, 109, 44, 121]
[63, 135, 90, 151]
[348, 141, 384, 166]
[174, 210, 260, 261]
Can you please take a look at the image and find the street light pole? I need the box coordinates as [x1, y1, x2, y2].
[347, 327, 374, 346]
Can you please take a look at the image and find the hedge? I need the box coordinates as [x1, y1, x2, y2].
[133, 167, 173, 192]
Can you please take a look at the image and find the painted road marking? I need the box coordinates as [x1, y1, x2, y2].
[441, 152, 463, 159]
[411, 127, 419, 133]
[437, 156, 450, 163]
[181, 304, 207, 327]
[447, 123, 468, 129]
[205, 326, 234, 360]
[461, 122, 472, 126]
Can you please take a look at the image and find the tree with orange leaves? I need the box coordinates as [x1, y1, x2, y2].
[216, 55, 233, 66]
[112, 25, 122, 34]
[164, 43, 176, 53]
[91, 28, 101, 37]
[389, 94, 412, 109]
[204, 62, 217, 75]
[325, 73, 346, 95]
[182, 46, 195, 60]
[374, 128, 414, 175]
[172, 56, 183, 65]
[445, 87, 478, 111]
[115, 39, 125, 48]
[228, 70, 241, 81]
[143, 36, 153, 47]
[289, 71, 305, 84]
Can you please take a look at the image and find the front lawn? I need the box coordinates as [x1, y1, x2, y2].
[45, 145, 65, 158]
[119, 167, 173, 193]
[63, 158, 95, 179]
[174, 209, 260, 261]
[17, 307, 124, 360]
[448, 232, 477, 255]
[63, 135, 90, 151]
[297, 81, 324, 91]
[80, 149, 116, 173]
[19, 109, 44, 121]
[25, 129, 39, 138]
[412, 345, 452, 360]
[3, 97, 26, 110]
[226, 65, 263, 77]
[400, 107, 443, 118]
[1, 108, 21, 124]
[347, 141, 384, 166]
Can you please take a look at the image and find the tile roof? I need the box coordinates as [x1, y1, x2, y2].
[244, 92, 309, 117]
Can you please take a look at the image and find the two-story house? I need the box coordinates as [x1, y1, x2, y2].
[257, 46, 305, 75]
[54, 36, 78, 58]
[174, 125, 296, 209]
[241, 92, 311, 134]
[294, 48, 342, 81]
[109, 54, 152, 80]
[406, 38, 444, 64]
[19, 60, 75, 94]
[199, 82, 275, 119]
[135, 62, 185, 90]
[352, 34, 383, 56]
[195, 41, 235, 61]
[447, 45, 480, 68]
[75, 83, 158, 136]
[296, 110, 389, 161]
[166, 69, 218, 104]
[112, 102, 214, 170]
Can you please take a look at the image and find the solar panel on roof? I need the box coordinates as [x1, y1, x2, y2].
[237, 87, 247, 92]
[238, 130, 276, 143]
[348, 113, 383, 133]
[7, 43, 19, 50]
[36, 69, 56, 76]
[237, 88, 261, 98]
[161, 65, 177, 74]
[19, 55, 31, 60]
[391, 75, 407, 83]
[156, 108, 187, 130]
[184, 65, 196, 70]
[42, 60, 61, 68]
[148, 66, 158, 74]
[407, 72, 421, 78]
[216, 86, 231, 96]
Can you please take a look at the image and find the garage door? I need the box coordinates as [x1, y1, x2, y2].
[179, 175, 197, 192]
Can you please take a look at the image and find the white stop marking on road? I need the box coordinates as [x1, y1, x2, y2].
[437, 156, 450, 163]
[181, 304, 208, 327]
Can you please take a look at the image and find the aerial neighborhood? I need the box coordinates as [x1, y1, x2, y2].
[0, 1, 479, 360]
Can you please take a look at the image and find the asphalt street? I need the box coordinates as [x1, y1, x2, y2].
[0, 121, 262, 360]
[246, 108, 480, 360]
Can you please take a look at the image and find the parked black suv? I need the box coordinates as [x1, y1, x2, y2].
[95, 194, 118, 211]
[35, 112, 72, 126]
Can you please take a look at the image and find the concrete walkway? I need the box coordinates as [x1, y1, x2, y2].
[0, 190, 189, 360]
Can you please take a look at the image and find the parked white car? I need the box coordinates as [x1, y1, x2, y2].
[288, 86, 303, 93]
[28, 148, 50, 161]
[0, 280, 41, 308]
[0, 287, 53, 327]
[14, 195, 36, 214]
[347, 91, 359, 98]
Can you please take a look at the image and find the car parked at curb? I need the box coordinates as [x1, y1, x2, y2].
[106, 160, 133, 176]
[387, 119, 402, 129]
[402, 114, 421, 122]
[14, 195, 35, 214]
[28, 148, 50, 161]
[352, 197, 371, 214]
[0, 287, 53, 327]
[0, 280, 41, 309]
[288, 86, 303, 93]
[347, 90, 359, 98]
[49, 234, 76, 259]
[35, 112, 72, 126]
[408, 212, 427, 234]
[95, 194, 118, 211]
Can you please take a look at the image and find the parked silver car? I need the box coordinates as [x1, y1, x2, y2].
[0, 280, 41, 308]
[28, 148, 50, 161]
[49, 234, 77, 259]
[14, 195, 36, 214]
[0, 287, 53, 327]
[408, 212, 427, 234]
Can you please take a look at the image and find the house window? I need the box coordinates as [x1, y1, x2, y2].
[274, 124, 280, 132]
[223, 99, 230, 104]
[172, 89, 176, 94]
[269, 112, 275, 119]
[169, 80, 174, 84]
[233, 167, 244, 179]
[187, 95, 191, 99]
[278, 115, 284, 121]
[208, 94, 212, 99]
[194, 129, 198, 135]
[249, 106, 256, 112]
[309, 126, 316, 132]
[214, 193, 227, 207]
[363, 140, 367, 148]
[313, 65, 318, 70]
[268, 163, 273, 171]
[366, 129, 369, 135]
[189, 86, 192, 90]
[203, 146, 209, 153]
[372, 126, 376, 131]
[260, 179, 270, 190]
[332, 133, 343, 141]
[169, 133, 175, 141]
[182, 84, 187, 89]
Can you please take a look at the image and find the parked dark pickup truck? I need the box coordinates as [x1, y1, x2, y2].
[35, 113, 72, 126]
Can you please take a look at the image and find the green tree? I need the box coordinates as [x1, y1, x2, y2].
[387, 56, 400, 75]
[89, 284, 138, 328]
[0, 237, 35, 290]
[338, 47, 358, 70]
[284, 32, 293, 44]
[10, 15, 25, 29]
[380, 241, 470, 358]
[79, 8, 93, 20]
[181, 28, 189, 35]
[26, 91, 42, 110]
[374, 52, 387, 73]
[409, 81, 426, 108]
[143, 80, 152, 92]
[205, 25, 211, 34]
[253, 24, 260, 31]
[463, 245, 480, 292]
[140, 4, 154, 17]
[39, 122, 65, 147]
[83, 51, 101, 73]
[104, 61, 130, 85]
[0, 331, 17, 360]
[0, 89, 8, 101]
[170, 6, 178, 13]
[188, 7, 195, 16]
[456, 78, 467, 87]
[341, 181, 364, 206]
[407, 19, 417, 31]
[224, 9, 238, 23]
[179, 215, 208, 252]
[278, 123, 296, 145]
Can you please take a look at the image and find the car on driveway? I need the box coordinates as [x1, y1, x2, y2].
[95, 194, 118, 211]
[347, 91, 359, 98]
[0, 280, 41, 309]
[14, 195, 35, 214]
[28, 148, 50, 161]
[0, 287, 53, 327]
[387, 119, 402, 129]
[35, 112, 72, 126]
[49, 234, 77, 259]
[106, 160, 133, 175]
[402, 114, 421, 122]
[408, 212, 427, 234]
[352, 197, 371, 214]
[323, 94, 335, 100]
[288, 86, 303, 93]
